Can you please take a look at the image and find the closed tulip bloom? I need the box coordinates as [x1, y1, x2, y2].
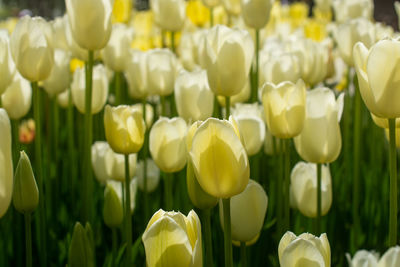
[335, 18, 375, 66]
[136, 159, 160, 193]
[142, 209, 202, 267]
[220, 179, 268, 243]
[10, 16, 53, 82]
[222, 0, 241, 16]
[91, 141, 113, 184]
[0, 109, 13, 218]
[104, 105, 146, 155]
[43, 49, 71, 97]
[66, 0, 113, 51]
[175, 70, 214, 122]
[68, 222, 95, 267]
[71, 65, 109, 114]
[103, 184, 123, 228]
[260, 52, 301, 85]
[346, 250, 379, 267]
[1, 74, 32, 120]
[353, 39, 400, 118]
[149, 117, 187, 173]
[102, 23, 133, 72]
[232, 103, 265, 156]
[0, 31, 15, 94]
[332, 0, 373, 23]
[147, 49, 178, 96]
[131, 103, 154, 129]
[189, 117, 250, 198]
[278, 231, 331, 267]
[203, 25, 254, 97]
[379, 246, 400, 267]
[108, 153, 137, 182]
[290, 162, 332, 218]
[294, 87, 344, 164]
[107, 179, 138, 214]
[261, 80, 306, 139]
[179, 31, 203, 71]
[151, 0, 186, 32]
[125, 50, 149, 99]
[51, 15, 69, 51]
[241, 0, 274, 29]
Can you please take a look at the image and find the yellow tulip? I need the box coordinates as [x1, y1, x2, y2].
[131, 103, 154, 129]
[289, 2, 308, 29]
[332, 0, 373, 23]
[151, 0, 186, 32]
[241, 0, 274, 29]
[0, 109, 13, 218]
[186, 0, 210, 27]
[103, 184, 123, 228]
[189, 117, 250, 198]
[142, 209, 203, 267]
[1, 74, 32, 120]
[0, 31, 15, 94]
[125, 50, 149, 99]
[149, 117, 187, 173]
[106, 179, 137, 214]
[104, 105, 145, 155]
[112, 0, 132, 24]
[147, 49, 178, 96]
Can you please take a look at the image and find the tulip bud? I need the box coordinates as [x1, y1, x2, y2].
[125, 50, 149, 100]
[260, 51, 301, 85]
[42, 49, 71, 97]
[290, 162, 332, 218]
[0, 109, 13, 218]
[103, 184, 123, 228]
[12, 151, 39, 214]
[379, 246, 400, 266]
[203, 25, 254, 97]
[174, 70, 214, 122]
[66, 0, 113, 51]
[147, 49, 178, 96]
[10, 16, 53, 82]
[102, 23, 133, 72]
[142, 209, 203, 267]
[179, 30, 205, 71]
[108, 153, 137, 182]
[189, 117, 250, 198]
[149, 117, 187, 173]
[136, 159, 160, 193]
[104, 105, 146, 155]
[220, 179, 268, 244]
[1, 74, 32, 120]
[278, 231, 331, 267]
[51, 15, 69, 51]
[72, 65, 109, 115]
[0, 30, 15, 94]
[68, 222, 95, 267]
[151, 0, 186, 32]
[91, 141, 113, 184]
[261, 80, 306, 139]
[346, 250, 379, 267]
[241, 0, 274, 29]
[294, 87, 344, 164]
[107, 179, 138, 214]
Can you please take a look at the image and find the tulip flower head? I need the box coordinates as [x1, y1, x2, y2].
[1, 73, 32, 120]
[136, 159, 160, 193]
[241, 0, 274, 29]
[42, 49, 71, 97]
[332, 0, 373, 23]
[0, 109, 13, 218]
[0, 30, 15, 94]
[151, 0, 186, 32]
[125, 50, 149, 100]
[346, 250, 379, 267]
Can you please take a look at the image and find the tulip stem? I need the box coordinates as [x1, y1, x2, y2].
[112, 227, 117, 267]
[171, 31, 176, 54]
[142, 100, 149, 223]
[115, 71, 122, 106]
[203, 209, 213, 267]
[225, 96, 231, 119]
[164, 173, 173, 210]
[124, 154, 132, 266]
[11, 119, 20, 168]
[24, 213, 32, 267]
[160, 95, 166, 117]
[252, 29, 260, 102]
[222, 198, 233, 267]
[240, 242, 247, 267]
[388, 118, 397, 246]
[82, 50, 94, 224]
[67, 87, 76, 208]
[31, 81, 47, 267]
[316, 163, 322, 234]
[277, 140, 283, 236]
[284, 138, 290, 231]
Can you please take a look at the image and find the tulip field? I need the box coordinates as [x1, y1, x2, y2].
[2, 0, 400, 266]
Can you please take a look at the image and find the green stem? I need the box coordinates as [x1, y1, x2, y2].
[210, 7, 214, 27]
[240, 242, 247, 267]
[11, 119, 20, 168]
[252, 29, 260, 102]
[142, 100, 149, 222]
[225, 96, 230, 119]
[284, 139, 290, 231]
[82, 50, 94, 223]
[277, 140, 283, 236]
[170, 31, 176, 54]
[202, 209, 213, 267]
[115, 71, 122, 106]
[353, 76, 361, 246]
[223, 198, 232, 267]
[316, 163, 322, 234]
[164, 173, 173, 210]
[32, 81, 47, 267]
[124, 154, 132, 266]
[67, 87, 76, 207]
[112, 228, 117, 267]
[213, 96, 221, 119]
[24, 213, 32, 267]
[160, 95, 166, 117]
[388, 118, 398, 246]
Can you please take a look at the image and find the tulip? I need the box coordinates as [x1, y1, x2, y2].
[315, 0, 332, 13]
[149, 117, 187, 173]
[108, 153, 137, 182]
[125, 50, 149, 100]
[68, 222, 95, 267]
[263, 127, 283, 156]
[371, 114, 400, 129]
[346, 250, 379, 267]
[104, 105, 145, 155]
[142, 209, 202, 267]
[91, 141, 113, 184]
[294, 87, 344, 164]
[175, 69, 214, 122]
[353, 39, 400, 118]
[0, 30, 15, 94]
[131, 103, 154, 129]
[57, 89, 70, 109]
[335, 18, 375, 66]
[102, 23, 133, 72]
[103, 184, 123, 228]
[332, 0, 373, 23]
[217, 78, 251, 106]
[222, 0, 241, 16]
[290, 162, 332, 218]
[219, 179, 267, 243]
[379, 246, 400, 267]
[151, 0, 186, 32]
[1, 74, 32, 120]
[241, 0, 274, 29]
[112, 0, 132, 23]
[179, 31, 203, 71]
[51, 15, 69, 51]
[261, 80, 306, 139]
[42, 49, 71, 97]
[147, 49, 178, 96]
[260, 51, 301, 85]
[202, 25, 254, 97]
[232, 103, 265, 156]
[278, 231, 331, 267]
[136, 159, 160, 193]
[0, 109, 13, 218]
[66, 0, 113, 51]
[10, 16, 53, 82]
[107, 179, 138, 214]
[189, 117, 249, 198]
[71, 65, 109, 114]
